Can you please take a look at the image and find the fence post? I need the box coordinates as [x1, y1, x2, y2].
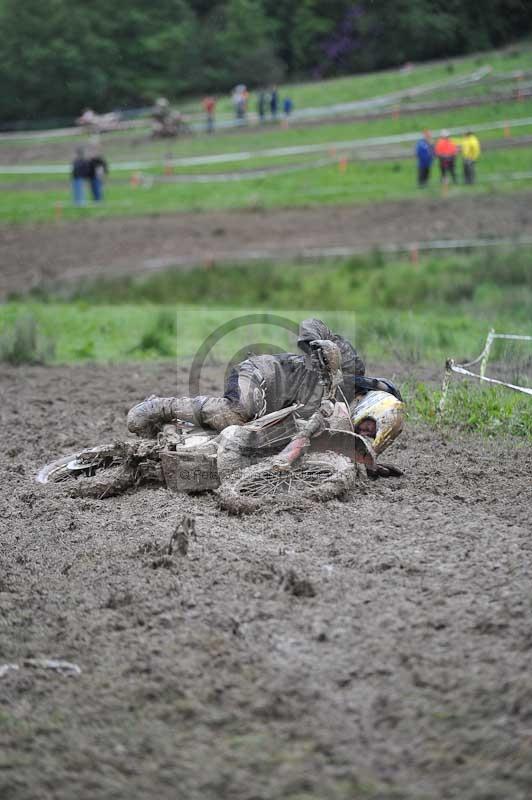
[479, 329, 495, 378]
[438, 359, 453, 414]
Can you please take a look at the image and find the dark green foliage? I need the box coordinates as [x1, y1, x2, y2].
[0, 0, 530, 122]
[0, 0, 281, 121]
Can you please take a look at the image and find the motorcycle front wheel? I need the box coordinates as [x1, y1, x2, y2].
[218, 451, 357, 514]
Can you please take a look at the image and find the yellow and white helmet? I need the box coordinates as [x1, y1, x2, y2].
[351, 390, 405, 455]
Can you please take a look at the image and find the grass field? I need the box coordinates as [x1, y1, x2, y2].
[1, 300, 529, 365]
[1, 82, 532, 224]
[2, 144, 531, 223]
[2, 99, 532, 169]
[1, 45, 531, 440]
[196, 42, 532, 116]
[3, 248, 530, 361]
[2, 112, 532, 179]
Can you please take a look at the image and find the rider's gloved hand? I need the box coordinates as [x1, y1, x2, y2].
[366, 463, 404, 479]
[309, 340, 343, 389]
[319, 399, 335, 418]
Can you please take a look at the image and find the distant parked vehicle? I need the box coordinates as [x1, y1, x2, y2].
[76, 108, 123, 134]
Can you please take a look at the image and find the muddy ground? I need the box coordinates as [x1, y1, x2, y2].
[2, 192, 532, 298]
[1, 360, 531, 799]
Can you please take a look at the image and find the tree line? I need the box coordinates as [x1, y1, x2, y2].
[0, 0, 530, 123]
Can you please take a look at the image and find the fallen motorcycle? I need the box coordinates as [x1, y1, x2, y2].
[37, 345, 404, 512]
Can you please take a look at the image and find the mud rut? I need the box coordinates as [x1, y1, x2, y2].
[2, 192, 532, 298]
[1, 360, 531, 800]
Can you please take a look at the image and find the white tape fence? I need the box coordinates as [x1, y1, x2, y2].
[439, 329, 532, 412]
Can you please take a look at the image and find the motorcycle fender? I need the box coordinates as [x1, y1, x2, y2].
[310, 430, 376, 467]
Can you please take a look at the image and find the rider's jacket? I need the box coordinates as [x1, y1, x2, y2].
[224, 318, 365, 420]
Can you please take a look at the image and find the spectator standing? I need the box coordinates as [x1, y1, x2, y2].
[270, 86, 279, 120]
[434, 130, 458, 185]
[87, 150, 108, 202]
[242, 87, 249, 119]
[461, 131, 481, 184]
[202, 96, 216, 134]
[283, 96, 293, 118]
[415, 130, 434, 187]
[257, 90, 267, 123]
[71, 147, 88, 206]
[232, 84, 248, 121]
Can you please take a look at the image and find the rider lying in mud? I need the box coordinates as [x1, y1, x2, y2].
[127, 318, 402, 449]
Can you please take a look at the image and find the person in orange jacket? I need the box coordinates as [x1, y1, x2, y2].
[434, 129, 459, 185]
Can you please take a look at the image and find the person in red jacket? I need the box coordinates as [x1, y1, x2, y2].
[202, 96, 216, 134]
[434, 129, 458, 185]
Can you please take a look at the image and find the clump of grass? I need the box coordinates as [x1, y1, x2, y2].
[130, 310, 177, 357]
[0, 315, 55, 365]
[155, 309, 178, 336]
[477, 248, 532, 289]
[405, 381, 532, 439]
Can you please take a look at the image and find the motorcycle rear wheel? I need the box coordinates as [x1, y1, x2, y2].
[36, 443, 135, 498]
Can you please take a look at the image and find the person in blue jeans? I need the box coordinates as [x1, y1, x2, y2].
[283, 96, 293, 118]
[270, 86, 279, 120]
[71, 148, 88, 206]
[415, 130, 434, 188]
[257, 90, 267, 123]
[87, 151, 108, 202]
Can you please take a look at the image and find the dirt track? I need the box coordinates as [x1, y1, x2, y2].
[1, 361, 531, 799]
[2, 192, 532, 297]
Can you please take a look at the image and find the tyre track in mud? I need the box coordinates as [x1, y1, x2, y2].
[2, 192, 532, 298]
[1, 361, 531, 799]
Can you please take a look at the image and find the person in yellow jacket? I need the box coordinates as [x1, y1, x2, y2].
[461, 131, 481, 185]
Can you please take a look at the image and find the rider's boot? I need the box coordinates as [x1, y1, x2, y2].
[127, 396, 248, 437]
[127, 396, 196, 437]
